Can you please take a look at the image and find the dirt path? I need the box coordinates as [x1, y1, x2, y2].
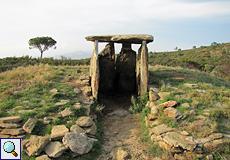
[97, 93, 155, 160]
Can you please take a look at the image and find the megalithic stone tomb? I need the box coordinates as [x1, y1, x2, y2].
[85, 34, 154, 100]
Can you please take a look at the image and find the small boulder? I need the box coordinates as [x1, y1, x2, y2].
[159, 101, 178, 108]
[150, 124, 173, 136]
[158, 92, 171, 100]
[60, 108, 74, 117]
[35, 155, 51, 160]
[85, 122, 97, 135]
[164, 107, 183, 119]
[26, 135, 50, 156]
[0, 116, 22, 123]
[0, 128, 25, 135]
[23, 118, 37, 133]
[44, 141, 68, 158]
[151, 106, 159, 116]
[0, 123, 20, 129]
[70, 125, 85, 134]
[74, 88, 81, 94]
[117, 148, 129, 160]
[62, 132, 97, 155]
[76, 116, 93, 127]
[51, 125, 69, 140]
[184, 83, 198, 88]
[149, 90, 160, 101]
[148, 114, 158, 120]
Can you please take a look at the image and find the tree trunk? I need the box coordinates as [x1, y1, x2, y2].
[40, 51, 43, 59]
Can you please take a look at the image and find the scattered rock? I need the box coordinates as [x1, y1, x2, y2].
[151, 106, 159, 116]
[76, 116, 93, 127]
[206, 155, 214, 160]
[208, 133, 223, 140]
[180, 131, 189, 136]
[21, 139, 30, 150]
[184, 83, 198, 88]
[158, 140, 183, 153]
[149, 90, 160, 101]
[23, 118, 37, 133]
[18, 109, 34, 114]
[62, 132, 97, 155]
[163, 132, 197, 151]
[148, 84, 160, 93]
[85, 122, 97, 135]
[44, 141, 68, 158]
[203, 139, 229, 152]
[0, 128, 25, 135]
[49, 88, 58, 94]
[196, 89, 206, 95]
[51, 125, 69, 140]
[107, 109, 129, 117]
[54, 101, 68, 106]
[70, 125, 85, 134]
[74, 87, 81, 94]
[35, 155, 51, 160]
[158, 92, 171, 100]
[159, 101, 178, 108]
[26, 135, 50, 156]
[117, 148, 129, 160]
[148, 114, 158, 120]
[0, 123, 20, 129]
[83, 86, 92, 96]
[60, 107, 74, 117]
[0, 116, 22, 123]
[150, 124, 173, 136]
[164, 107, 183, 119]
[175, 94, 190, 99]
[181, 103, 190, 109]
[194, 137, 211, 145]
[214, 102, 224, 108]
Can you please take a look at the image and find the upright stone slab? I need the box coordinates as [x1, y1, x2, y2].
[98, 42, 115, 93]
[115, 43, 136, 92]
[90, 40, 100, 100]
[140, 41, 148, 95]
[136, 45, 142, 95]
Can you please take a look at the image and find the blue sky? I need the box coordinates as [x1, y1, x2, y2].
[0, 0, 230, 59]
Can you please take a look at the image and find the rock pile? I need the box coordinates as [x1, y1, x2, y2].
[145, 83, 230, 159]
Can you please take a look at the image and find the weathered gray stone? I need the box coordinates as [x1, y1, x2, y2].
[150, 124, 173, 136]
[149, 90, 160, 101]
[98, 43, 115, 93]
[44, 141, 68, 158]
[163, 132, 197, 151]
[23, 118, 37, 133]
[184, 83, 198, 88]
[203, 139, 230, 152]
[115, 45, 136, 92]
[76, 116, 93, 127]
[90, 41, 99, 99]
[158, 141, 183, 153]
[0, 123, 20, 129]
[140, 41, 148, 95]
[85, 34, 153, 44]
[70, 125, 85, 134]
[26, 135, 50, 156]
[208, 133, 223, 140]
[181, 103, 190, 109]
[49, 88, 58, 94]
[151, 106, 159, 116]
[35, 155, 51, 160]
[0, 116, 22, 123]
[158, 92, 171, 100]
[159, 101, 178, 108]
[62, 132, 97, 155]
[164, 107, 183, 119]
[85, 122, 97, 135]
[0, 128, 25, 135]
[60, 107, 74, 117]
[73, 88, 81, 94]
[50, 125, 69, 140]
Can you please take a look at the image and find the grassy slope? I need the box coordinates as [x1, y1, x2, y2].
[148, 42, 230, 81]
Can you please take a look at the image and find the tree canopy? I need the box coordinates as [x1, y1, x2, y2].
[29, 36, 57, 59]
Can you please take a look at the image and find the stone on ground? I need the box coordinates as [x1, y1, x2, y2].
[76, 116, 93, 127]
[44, 141, 68, 158]
[203, 139, 229, 152]
[0, 128, 25, 135]
[70, 125, 85, 134]
[0, 116, 22, 123]
[117, 148, 129, 160]
[35, 155, 51, 160]
[159, 101, 178, 108]
[149, 90, 160, 101]
[62, 132, 97, 155]
[163, 132, 197, 151]
[73, 87, 81, 94]
[60, 107, 74, 117]
[50, 125, 69, 140]
[0, 123, 20, 129]
[184, 83, 198, 88]
[22, 118, 37, 133]
[26, 135, 50, 156]
[150, 124, 173, 136]
[164, 107, 184, 119]
[85, 122, 97, 135]
[158, 92, 171, 100]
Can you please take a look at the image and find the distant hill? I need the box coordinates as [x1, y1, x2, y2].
[148, 42, 230, 81]
[53, 50, 92, 60]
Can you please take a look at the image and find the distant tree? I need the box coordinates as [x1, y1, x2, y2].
[29, 36, 57, 59]
[193, 46, 196, 49]
[178, 48, 182, 51]
[174, 46, 178, 51]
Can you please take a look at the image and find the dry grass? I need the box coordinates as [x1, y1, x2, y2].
[0, 64, 55, 97]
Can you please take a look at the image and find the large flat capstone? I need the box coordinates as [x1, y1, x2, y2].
[85, 34, 153, 44]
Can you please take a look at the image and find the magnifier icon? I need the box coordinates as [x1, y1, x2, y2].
[3, 141, 18, 157]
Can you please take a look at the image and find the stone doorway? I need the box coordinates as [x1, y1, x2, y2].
[85, 34, 153, 100]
